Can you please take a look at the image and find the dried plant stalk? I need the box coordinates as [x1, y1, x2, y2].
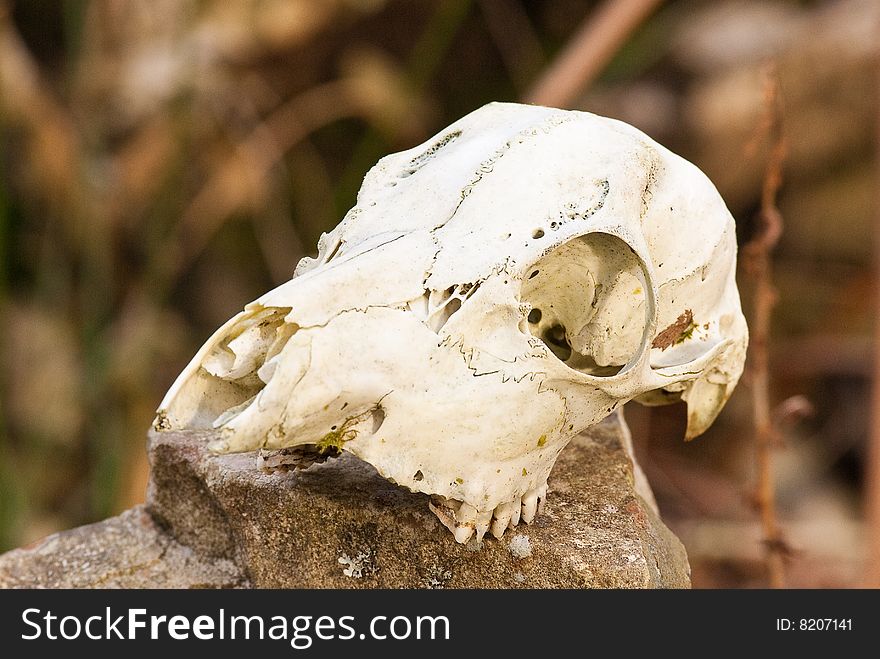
[865, 45, 880, 588]
[742, 66, 788, 589]
[525, 0, 664, 108]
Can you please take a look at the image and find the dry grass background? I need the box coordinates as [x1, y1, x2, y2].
[0, 0, 877, 587]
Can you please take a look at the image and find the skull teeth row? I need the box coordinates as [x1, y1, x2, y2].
[428, 483, 548, 544]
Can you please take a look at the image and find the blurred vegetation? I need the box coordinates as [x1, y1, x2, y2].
[0, 0, 876, 587]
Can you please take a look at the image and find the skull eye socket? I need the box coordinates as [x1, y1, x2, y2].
[521, 233, 648, 377]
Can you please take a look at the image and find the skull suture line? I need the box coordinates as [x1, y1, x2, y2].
[156, 103, 748, 544]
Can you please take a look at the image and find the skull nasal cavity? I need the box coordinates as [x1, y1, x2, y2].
[412, 282, 481, 333]
[521, 233, 648, 377]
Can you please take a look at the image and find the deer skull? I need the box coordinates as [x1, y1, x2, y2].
[155, 102, 747, 544]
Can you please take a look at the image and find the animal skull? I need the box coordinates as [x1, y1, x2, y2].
[155, 102, 748, 544]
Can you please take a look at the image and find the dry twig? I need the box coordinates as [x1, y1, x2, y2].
[525, 0, 664, 108]
[742, 65, 789, 588]
[865, 43, 880, 588]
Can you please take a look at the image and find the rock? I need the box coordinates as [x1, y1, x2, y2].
[0, 506, 246, 588]
[0, 413, 690, 588]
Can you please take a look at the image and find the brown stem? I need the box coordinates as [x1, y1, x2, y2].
[524, 0, 664, 108]
[865, 42, 880, 587]
[744, 65, 787, 589]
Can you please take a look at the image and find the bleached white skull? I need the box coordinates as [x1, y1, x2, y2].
[156, 102, 747, 544]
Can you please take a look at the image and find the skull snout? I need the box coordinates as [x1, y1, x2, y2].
[219, 308, 408, 453]
[159, 300, 401, 455]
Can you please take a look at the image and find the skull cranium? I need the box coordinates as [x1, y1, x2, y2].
[155, 102, 748, 544]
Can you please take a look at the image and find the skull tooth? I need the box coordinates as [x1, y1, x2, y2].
[475, 510, 493, 543]
[536, 483, 548, 516]
[521, 489, 539, 524]
[509, 500, 521, 528]
[490, 501, 515, 538]
[428, 497, 460, 536]
[429, 497, 481, 543]
[449, 502, 478, 544]
[453, 525, 474, 544]
[456, 502, 477, 524]
[439, 496, 462, 514]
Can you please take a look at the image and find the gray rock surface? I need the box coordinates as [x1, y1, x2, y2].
[0, 413, 690, 588]
[0, 507, 246, 588]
